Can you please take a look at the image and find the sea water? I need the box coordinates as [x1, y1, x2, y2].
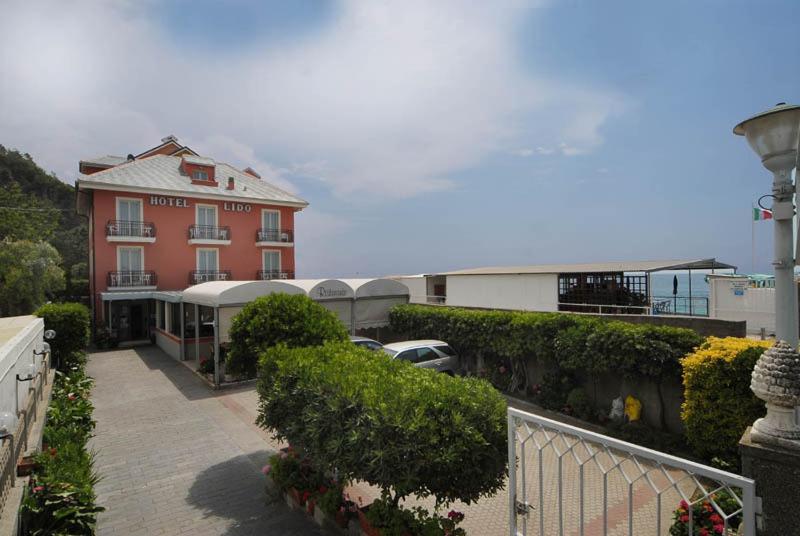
[648, 272, 710, 316]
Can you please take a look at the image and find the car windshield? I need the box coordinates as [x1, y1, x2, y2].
[382, 348, 397, 357]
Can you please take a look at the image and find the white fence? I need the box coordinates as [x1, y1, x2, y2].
[708, 277, 775, 335]
[508, 407, 756, 536]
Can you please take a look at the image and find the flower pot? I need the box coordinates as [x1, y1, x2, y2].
[16, 455, 39, 477]
[288, 487, 304, 507]
[358, 507, 382, 536]
[306, 498, 316, 516]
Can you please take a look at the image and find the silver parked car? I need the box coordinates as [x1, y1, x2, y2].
[350, 336, 384, 351]
[381, 340, 460, 375]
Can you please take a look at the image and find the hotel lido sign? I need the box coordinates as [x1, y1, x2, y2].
[149, 195, 252, 212]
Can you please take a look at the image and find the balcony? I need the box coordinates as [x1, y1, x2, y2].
[190, 270, 232, 285]
[255, 228, 294, 247]
[107, 271, 157, 289]
[257, 270, 294, 280]
[106, 220, 156, 243]
[188, 225, 231, 245]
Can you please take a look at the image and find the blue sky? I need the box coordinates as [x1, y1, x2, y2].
[1, 0, 799, 277]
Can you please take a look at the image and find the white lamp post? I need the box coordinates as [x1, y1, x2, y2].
[734, 103, 800, 349]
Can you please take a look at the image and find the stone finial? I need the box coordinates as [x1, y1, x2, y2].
[751, 340, 800, 448]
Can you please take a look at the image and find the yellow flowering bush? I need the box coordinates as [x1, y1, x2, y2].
[681, 337, 771, 468]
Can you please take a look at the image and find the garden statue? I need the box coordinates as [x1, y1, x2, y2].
[624, 395, 641, 422]
[609, 396, 624, 422]
[750, 340, 800, 450]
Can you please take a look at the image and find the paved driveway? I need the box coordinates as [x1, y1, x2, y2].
[88, 346, 327, 536]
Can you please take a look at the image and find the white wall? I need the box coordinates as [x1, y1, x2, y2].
[155, 330, 180, 360]
[391, 276, 427, 304]
[0, 316, 45, 417]
[709, 276, 775, 335]
[445, 274, 559, 312]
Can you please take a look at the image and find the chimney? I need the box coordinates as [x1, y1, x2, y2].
[126, 154, 135, 162]
[226, 176, 235, 190]
[243, 167, 261, 179]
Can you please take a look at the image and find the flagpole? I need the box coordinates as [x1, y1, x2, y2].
[752, 203, 756, 273]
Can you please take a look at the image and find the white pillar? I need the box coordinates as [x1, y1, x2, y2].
[194, 304, 200, 363]
[772, 168, 799, 348]
[179, 302, 185, 361]
[213, 307, 220, 388]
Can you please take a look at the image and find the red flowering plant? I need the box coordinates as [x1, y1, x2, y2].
[197, 358, 214, 375]
[488, 361, 513, 392]
[668, 490, 741, 536]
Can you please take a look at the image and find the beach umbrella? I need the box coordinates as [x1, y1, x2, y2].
[672, 275, 678, 296]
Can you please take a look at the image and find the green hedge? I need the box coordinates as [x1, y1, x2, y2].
[389, 304, 703, 383]
[227, 294, 349, 378]
[681, 337, 770, 468]
[257, 342, 507, 507]
[35, 302, 90, 371]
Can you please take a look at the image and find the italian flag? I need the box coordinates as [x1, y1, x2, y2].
[753, 207, 773, 221]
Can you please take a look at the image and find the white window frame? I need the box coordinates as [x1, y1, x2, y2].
[116, 246, 144, 272]
[261, 209, 280, 230]
[195, 204, 218, 227]
[116, 196, 143, 222]
[192, 169, 209, 181]
[262, 249, 281, 273]
[196, 248, 219, 272]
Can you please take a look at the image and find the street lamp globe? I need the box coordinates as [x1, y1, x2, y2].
[734, 103, 800, 173]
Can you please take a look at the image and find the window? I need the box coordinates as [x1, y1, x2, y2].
[395, 350, 417, 362]
[118, 247, 143, 272]
[116, 198, 142, 221]
[192, 169, 209, 181]
[157, 300, 165, 330]
[434, 345, 456, 356]
[263, 250, 280, 274]
[262, 210, 279, 231]
[196, 205, 217, 227]
[169, 303, 181, 336]
[197, 249, 218, 273]
[396, 347, 439, 364]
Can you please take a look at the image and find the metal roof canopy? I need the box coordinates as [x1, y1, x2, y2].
[100, 290, 183, 303]
[437, 258, 736, 276]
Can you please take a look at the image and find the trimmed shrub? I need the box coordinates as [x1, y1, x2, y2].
[389, 304, 703, 387]
[681, 337, 771, 467]
[35, 302, 90, 371]
[257, 342, 507, 508]
[227, 293, 349, 378]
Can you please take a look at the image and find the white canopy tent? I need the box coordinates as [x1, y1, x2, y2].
[179, 278, 409, 386]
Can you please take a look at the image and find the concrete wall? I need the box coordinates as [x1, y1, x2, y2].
[0, 316, 45, 417]
[709, 276, 776, 335]
[446, 273, 559, 311]
[591, 312, 746, 338]
[154, 329, 180, 360]
[391, 276, 427, 304]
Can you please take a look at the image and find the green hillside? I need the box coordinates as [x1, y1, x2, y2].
[0, 145, 88, 296]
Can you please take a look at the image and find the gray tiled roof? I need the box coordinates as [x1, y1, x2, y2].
[77, 155, 308, 207]
[80, 155, 128, 167]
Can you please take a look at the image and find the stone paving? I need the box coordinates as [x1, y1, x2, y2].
[89, 346, 716, 536]
[88, 346, 328, 536]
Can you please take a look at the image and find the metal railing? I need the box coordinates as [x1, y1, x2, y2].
[188, 225, 231, 241]
[651, 296, 710, 317]
[256, 228, 294, 243]
[105, 220, 156, 238]
[107, 271, 157, 287]
[190, 270, 231, 284]
[257, 270, 294, 280]
[508, 407, 756, 536]
[558, 302, 652, 315]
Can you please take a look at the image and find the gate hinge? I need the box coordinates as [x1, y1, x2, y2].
[515, 499, 534, 517]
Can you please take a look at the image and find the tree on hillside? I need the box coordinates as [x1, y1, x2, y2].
[0, 181, 60, 241]
[0, 145, 87, 296]
[0, 239, 65, 316]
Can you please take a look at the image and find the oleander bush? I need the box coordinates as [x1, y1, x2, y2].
[21, 361, 103, 534]
[34, 302, 90, 371]
[227, 293, 348, 378]
[681, 337, 771, 468]
[256, 342, 507, 508]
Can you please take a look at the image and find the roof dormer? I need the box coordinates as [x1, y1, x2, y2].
[181, 155, 218, 186]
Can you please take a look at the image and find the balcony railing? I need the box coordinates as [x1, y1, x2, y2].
[106, 220, 156, 238]
[107, 271, 157, 288]
[190, 270, 232, 284]
[256, 228, 294, 243]
[257, 270, 294, 280]
[188, 225, 231, 241]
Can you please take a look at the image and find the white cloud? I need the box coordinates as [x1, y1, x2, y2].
[0, 0, 624, 200]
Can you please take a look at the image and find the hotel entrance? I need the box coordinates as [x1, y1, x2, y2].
[104, 298, 153, 342]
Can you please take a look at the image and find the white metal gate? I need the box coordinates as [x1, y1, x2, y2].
[508, 407, 757, 536]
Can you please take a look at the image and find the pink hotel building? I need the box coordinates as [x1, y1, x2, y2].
[76, 136, 308, 342]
